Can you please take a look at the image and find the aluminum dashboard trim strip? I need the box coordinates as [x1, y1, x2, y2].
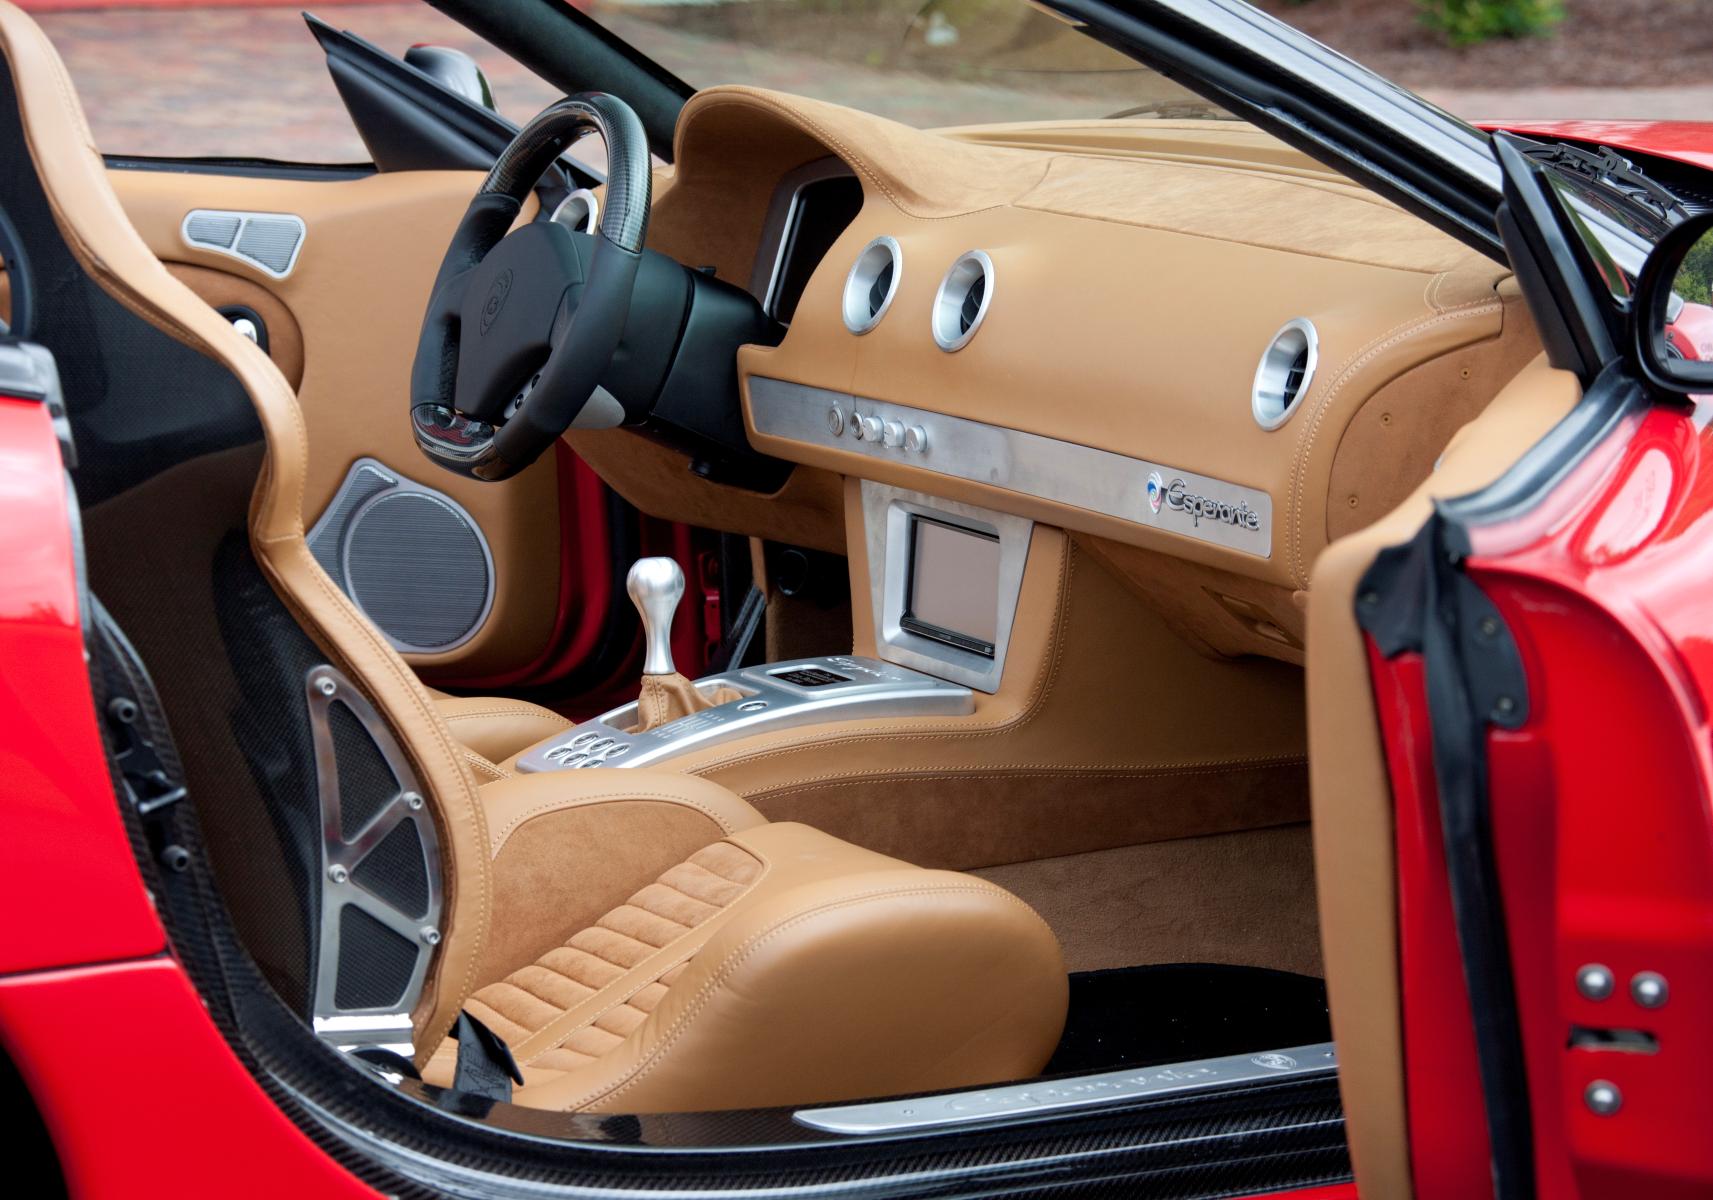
[748, 375, 1273, 558]
[794, 1042, 1337, 1134]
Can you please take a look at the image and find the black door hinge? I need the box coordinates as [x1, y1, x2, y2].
[104, 692, 190, 872]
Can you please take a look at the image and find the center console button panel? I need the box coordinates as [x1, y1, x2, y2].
[513, 656, 974, 773]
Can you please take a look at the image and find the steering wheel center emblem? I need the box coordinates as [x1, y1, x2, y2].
[479, 268, 514, 337]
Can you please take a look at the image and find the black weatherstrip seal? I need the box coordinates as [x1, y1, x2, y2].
[1357, 361, 1647, 1200]
[103, 155, 377, 181]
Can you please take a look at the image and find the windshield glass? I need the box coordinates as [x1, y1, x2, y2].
[584, 0, 1235, 127]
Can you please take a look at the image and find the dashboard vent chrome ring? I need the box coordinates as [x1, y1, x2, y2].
[1252, 318, 1319, 431]
[843, 236, 902, 335]
[931, 250, 994, 352]
[549, 187, 601, 235]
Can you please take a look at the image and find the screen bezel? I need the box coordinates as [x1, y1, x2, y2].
[862, 482, 1032, 695]
[899, 516, 1000, 658]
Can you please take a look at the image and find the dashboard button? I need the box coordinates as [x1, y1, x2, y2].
[826, 405, 845, 436]
[904, 425, 929, 453]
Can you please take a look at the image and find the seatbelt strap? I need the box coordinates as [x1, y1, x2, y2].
[452, 1011, 524, 1102]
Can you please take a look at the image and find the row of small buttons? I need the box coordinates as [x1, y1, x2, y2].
[544, 729, 632, 769]
[826, 405, 928, 454]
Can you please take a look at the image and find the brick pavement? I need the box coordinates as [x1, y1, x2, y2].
[31, 3, 1712, 163]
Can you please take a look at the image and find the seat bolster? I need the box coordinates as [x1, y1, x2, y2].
[431, 694, 569, 764]
[514, 822, 1068, 1113]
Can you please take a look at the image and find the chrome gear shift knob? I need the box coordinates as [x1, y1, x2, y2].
[627, 557, 684, 676]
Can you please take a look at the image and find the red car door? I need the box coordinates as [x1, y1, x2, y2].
[1357, 137, 1713, 1200]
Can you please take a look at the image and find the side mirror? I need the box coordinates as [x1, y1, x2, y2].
[1631, 209, 1713, 393]
[403, 45, 495, 112]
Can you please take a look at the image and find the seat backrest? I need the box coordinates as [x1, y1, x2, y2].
[0, 1, 489, 1064]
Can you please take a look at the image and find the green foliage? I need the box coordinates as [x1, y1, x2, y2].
[1415, 0, 1566, 46]
[1675, 233, 1713, 308]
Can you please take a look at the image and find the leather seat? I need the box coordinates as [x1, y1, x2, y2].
[0, 2, 1068, 1112]
[423, 770, 1067, 1111]
[427, 689, 568, 766]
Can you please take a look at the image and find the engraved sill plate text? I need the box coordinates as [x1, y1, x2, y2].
[748, 376, 1272, 558]
[795, 1042, 1336, 1134]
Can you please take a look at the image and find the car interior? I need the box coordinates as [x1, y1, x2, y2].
[0, 0, 1590, 1186]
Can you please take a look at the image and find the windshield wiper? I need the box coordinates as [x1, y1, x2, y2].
[1523, 141, 1688, 228]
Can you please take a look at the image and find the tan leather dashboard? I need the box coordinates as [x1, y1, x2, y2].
[630, 87, 1541, 642]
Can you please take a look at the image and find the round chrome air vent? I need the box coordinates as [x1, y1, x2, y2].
[842, 236, 902, 334]
[1252, 318, 1318, 430]
[549, 187, 601, 235]
[931, 250, 994, 352]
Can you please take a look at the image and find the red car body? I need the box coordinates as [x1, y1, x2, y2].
[2, 99, 1710, 1199]
[1480, 120, 1713, 174]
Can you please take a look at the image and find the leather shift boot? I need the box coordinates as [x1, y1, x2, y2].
[632, 672, 742, 732]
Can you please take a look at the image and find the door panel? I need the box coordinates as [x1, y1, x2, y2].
[1455, 403, 1713, 1198]
[108, 166, 562, 680]
[1346, 361, 1713, 1198]
[1305, 354, 1581, 1199]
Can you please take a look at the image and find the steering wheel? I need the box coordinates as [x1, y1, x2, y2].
[409, 93, 651, 481]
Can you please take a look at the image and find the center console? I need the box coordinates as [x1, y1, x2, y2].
[516, 655, 973, 772]
[512, 484, 1033, 773]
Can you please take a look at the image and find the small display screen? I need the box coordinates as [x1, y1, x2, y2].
[773, 667, 850, 688]
[903, 517, 1000, 657]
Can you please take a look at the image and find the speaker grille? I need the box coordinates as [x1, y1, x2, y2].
[308, 461, 392, 581]
[183, 212, 240, 248]
[306, 458, 494, 654]
[236, 218, 303, 274]
[345, 492, 490, 649]
[181, 209, 306, 278]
